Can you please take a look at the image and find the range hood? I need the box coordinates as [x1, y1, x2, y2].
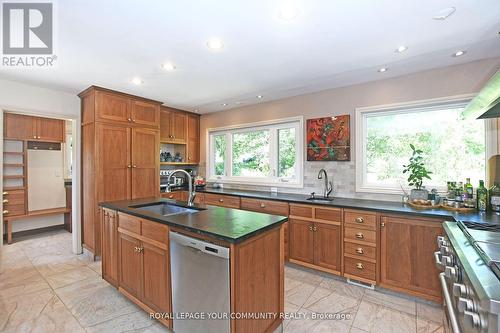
[463, 69, 500, 119]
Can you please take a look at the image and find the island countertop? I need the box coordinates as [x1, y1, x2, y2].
[99, 197, 288, 243]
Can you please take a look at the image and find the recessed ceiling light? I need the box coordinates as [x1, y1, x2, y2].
[161, 62, 176, 71]
[378, 67, 388, 73]
[452, 50, 466, 57]
[257, 95, 263, 99]
[221, 103, 228, 106]
[432, 7, 456, 20]
[395, 45, 408, 53]
[207, 38, 224, 50]
[131, 77, 143, 85]
[277, 3, 299, 21]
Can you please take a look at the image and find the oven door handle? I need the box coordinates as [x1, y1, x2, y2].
[440, 272, 461, 333]
[435, 251, 444, 270]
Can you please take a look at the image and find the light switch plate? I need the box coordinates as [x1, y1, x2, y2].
[270, 187, 278, 193]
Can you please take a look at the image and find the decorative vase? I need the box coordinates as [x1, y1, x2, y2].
[410, 188, 429, 201]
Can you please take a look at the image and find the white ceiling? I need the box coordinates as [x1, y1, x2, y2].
[1, 0, 499, 113]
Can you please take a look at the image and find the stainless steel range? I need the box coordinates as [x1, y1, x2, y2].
[437, 221, 500, 333]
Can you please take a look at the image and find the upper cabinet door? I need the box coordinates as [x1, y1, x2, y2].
[95, 90, 131, 124]
[4, 113, 36, 140]
[131, 100, 160, 128]
[36, 117, 65, 142]
[186, 114, 200, 164]
[170, 111, 187, 143]
[159, 108, 172, 142]
[131, 128, 159, 199]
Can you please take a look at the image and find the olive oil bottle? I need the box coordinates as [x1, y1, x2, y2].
[477, 180, 488, 212]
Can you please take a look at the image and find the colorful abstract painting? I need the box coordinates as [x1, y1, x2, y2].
[307, 115, 350, 161]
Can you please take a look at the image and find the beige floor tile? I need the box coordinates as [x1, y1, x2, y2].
[302, 287, 360, 325]
[319, 276, 366, 299]
[416, 301, 444, 324]
[349, 327, 368, 333]
[45, 265, 100, 289]
[54, 276, 140, 327]
[352, 300, 416, 333]
[285, 276, 318, 307]
[85, 309, 168, 333]
[285, 265, 324, 285]
[31, 252, 91, 276]
[0, 266, 50, 301]
[363, 288, 416, 315]
[87, 260, 102, 275]
[284, 301, 301, 328]
[285, 308, 351, 333]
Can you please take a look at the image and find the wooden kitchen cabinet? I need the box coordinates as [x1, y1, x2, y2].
[118, 232, 143, 299]
[186, 114, 200, 164]
[288, 219, 314, 264]
[80, 86, 161, 256]
[379, 214, 443, 302]
[4, 113, 64, 142]
[142, 242, 171, 313]
[101, 208, 118, 287]
[313, 222, 341, 272]
[204, 193, 241, 208]
[160, 107, 187, 143]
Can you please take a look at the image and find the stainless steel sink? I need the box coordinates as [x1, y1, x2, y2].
[306, 197, 334, 203]
[131, 203, 201, 216]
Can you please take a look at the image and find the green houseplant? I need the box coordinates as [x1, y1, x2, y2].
[403, 144, 432, 201]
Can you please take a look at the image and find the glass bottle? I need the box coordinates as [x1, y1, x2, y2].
[490, 182, 500, 212]
[477, 180, 488, 212]
[465, 178, 473, 199]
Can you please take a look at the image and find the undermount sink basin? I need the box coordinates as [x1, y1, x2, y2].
[306, 197, 334, 203]
[130, 202, 202, 216]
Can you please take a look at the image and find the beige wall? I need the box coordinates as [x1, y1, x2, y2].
[200, 57, 500, 200]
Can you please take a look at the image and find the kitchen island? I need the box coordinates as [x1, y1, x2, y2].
[99, 197, 288, 333]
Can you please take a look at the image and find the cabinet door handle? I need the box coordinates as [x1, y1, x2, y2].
[3, 192, 8, 196]
[188, 156, 192, 160]
[127, 165, 132, 168]
[132, 165, 137, 168]
[313, 226, 317, 232]
[260, 203, 266, 208]
[355, 232, 364, 239]
[3, 210, 9, 215]
[3, 199, 8, 204]
[381, 222, 385, 227]
[356, 247, 364, 254]
[38, 136, 41, 139]
[355, 217, 364, 223]
[309, 225, 313, 231]
[219, 198, 224, 203]
[128, 118, 132, 122]
[356, 263, 364, 270]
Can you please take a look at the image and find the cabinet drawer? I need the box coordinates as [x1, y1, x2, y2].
[344, 257, 376, 281]
[161, 192, 183, 200]
[344, 241, 376, 260]
[118, 212, 141, 234]
[3, 203, 25, 216]
[141, 219, 168, 244]
[193, 193, 204, 204]
[289, 204, 313, 219]
[241, 198, 288, 216]
[344, 227, 376, 244]
[204, 193, 240, 208]
[3, 189, 25, 205]
[345, 210, 376, 230]
[315, 207, 342, 223]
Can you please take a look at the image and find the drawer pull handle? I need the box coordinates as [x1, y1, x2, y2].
[3, 191, 8, 196]
[356, 247, 364, 254]
[168, 195, 174, 199]
[260, 203, 266, 208]
[355, 217, 364, 223]
[356, 263, 364, 270]
[3, 210, 9, 215]
[313, 226, 317, 232]
[309, 226, 313, 231]
[3, 199, 8, 204]
[355, 232, 364, 239]
[219, 198, 224, 203]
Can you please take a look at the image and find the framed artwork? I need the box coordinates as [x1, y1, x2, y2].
[306, 115, 350, 161]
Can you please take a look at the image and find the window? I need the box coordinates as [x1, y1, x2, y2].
[208, 117, 303, 187]
[356, 97, 485, 194]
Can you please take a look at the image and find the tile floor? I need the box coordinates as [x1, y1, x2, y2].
[0, 229, 444, 333]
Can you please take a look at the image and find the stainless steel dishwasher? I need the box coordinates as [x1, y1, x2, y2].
[169, 231, 230, 333]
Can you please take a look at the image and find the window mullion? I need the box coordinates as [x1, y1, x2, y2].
[226, 132, 232, 177]
[270, 128, 278, 179]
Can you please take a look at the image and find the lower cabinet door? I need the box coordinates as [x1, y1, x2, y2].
[288, 219, 314, 264]
[142, 242, 171, 313]
[313, 222, 341, 272]
[102, 209, 118, 286]
[118, 233, 143, 299]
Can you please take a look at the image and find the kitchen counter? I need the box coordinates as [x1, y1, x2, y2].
[188, 187, 500, 224]
[99, 197, 288, 243]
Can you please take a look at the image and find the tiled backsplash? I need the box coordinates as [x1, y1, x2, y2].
[197, 161, 402, 202]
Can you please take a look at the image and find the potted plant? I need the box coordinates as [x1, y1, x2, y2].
[403, 144, 432, 201]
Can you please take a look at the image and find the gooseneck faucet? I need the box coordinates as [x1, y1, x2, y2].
[318, 169, 333, 198]
[166, 169, 196, 206]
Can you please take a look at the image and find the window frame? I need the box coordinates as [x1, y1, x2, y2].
[206, 116, 304, 188]
[355, 94, 482, 194]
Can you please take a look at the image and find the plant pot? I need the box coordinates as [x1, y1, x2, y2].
[410, 189, 429, 201]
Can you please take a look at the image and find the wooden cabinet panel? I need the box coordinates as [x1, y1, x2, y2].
[95, 90, 131, 123]
[283, 221, 289, 261]
[186, 114, 200, 164]
[159, 108, 172, 142]
[171, 111, 187, 143]
[96, 124, 131, 202]
[35, 117, 64, 142]
[118, 212, 141, 234]
[288, 219, 314, 264]
[344, 227, 376, 244]
[132, 100, 159, 128]
[204, 193, 240, 208]
[131, 128, 159, 199]
[4, 113, 35, 140]
[102, 209, 118, 286]
[142, 242, 170, 313]
[313, 223, 341, 272]
[161, 191, 183, 200]
[119, 233, 143, 299]
[289, 204, 313, 219]
[142, 219, 168, 244]
[344, 257, 376, 282]
[240, 198, 289, 216]
[380, 215, 443, 301]
[315, 207, 342, 223]
[344, 242, 376, 260]
[345, 210, 377, 231]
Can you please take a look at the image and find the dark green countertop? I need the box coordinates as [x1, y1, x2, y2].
[191, 187, 500, 224]
[100, 197, 288, 243]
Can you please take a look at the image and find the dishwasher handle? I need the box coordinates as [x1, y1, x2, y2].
[170, 231, 230, 259]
